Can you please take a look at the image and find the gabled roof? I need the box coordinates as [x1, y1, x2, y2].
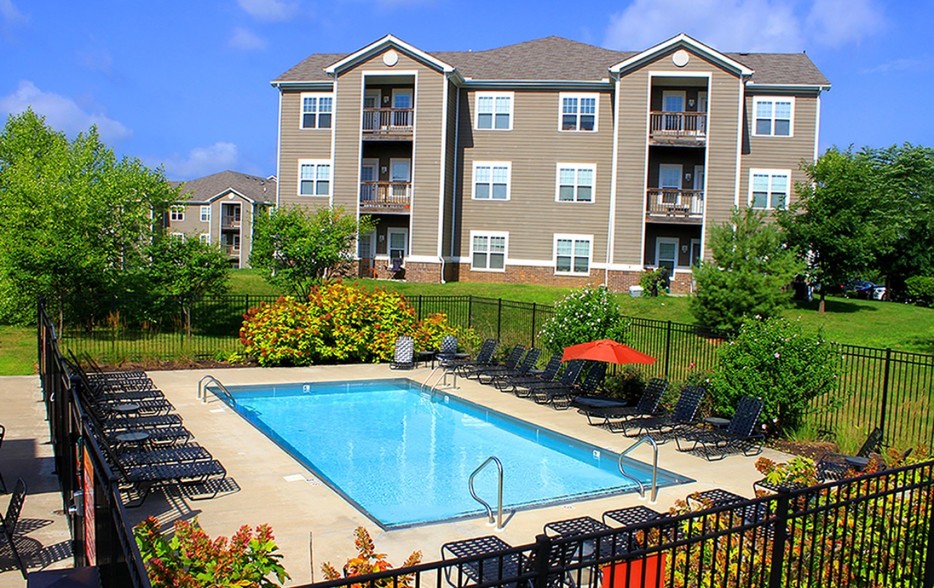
[610, 33, 753, 77]
[324, 34, 455, 76]
[172, 171, 276, 205]
[272, 34, 829, 89]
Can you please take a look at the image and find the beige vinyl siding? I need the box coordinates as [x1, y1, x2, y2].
[457, 89, 614, 268]
[740, 93, 818, 209]
[441, 79, 458, 258]
[614, 71, 649, 266]
[702, 68, 742, 230]
[278, 90, 333, 209]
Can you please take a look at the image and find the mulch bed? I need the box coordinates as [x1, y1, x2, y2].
[767, 439, 838, 460]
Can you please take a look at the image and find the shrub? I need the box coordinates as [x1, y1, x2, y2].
[322, 527, 422, 588]
[906, 275, 934, 306]
[639, 267, 670, 297]
[601, 367, 645, 402]
[239, 282, 475, 367]
[411, 312, 480, 355]
[707, 316, 839, 435]
[134, 516, 289, 587]
[539, 285, 628, 353]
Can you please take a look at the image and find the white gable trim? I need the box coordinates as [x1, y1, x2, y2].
[324, 34, 455, 75]
[609, 33, 753, 77]
[205, 188, 256, 205]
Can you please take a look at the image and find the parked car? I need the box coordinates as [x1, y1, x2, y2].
[844, 279, 886, 300]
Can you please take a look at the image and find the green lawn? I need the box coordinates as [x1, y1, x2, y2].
[0, 326, 37, 375]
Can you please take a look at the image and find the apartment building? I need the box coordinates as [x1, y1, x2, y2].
[271, 33, 829, 292]
[166, 170, 275, 268]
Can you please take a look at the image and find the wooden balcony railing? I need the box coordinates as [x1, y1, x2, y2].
[223, 245, 240, 255]
[649, 111, 707, 142]
[362, 108, 414, 137]
[359, 181, 411, 212]
[646, 188, 704, 222]
[221, 218, 241, 229]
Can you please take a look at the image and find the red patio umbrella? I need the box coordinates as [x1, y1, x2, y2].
[561, 339, 656, 365]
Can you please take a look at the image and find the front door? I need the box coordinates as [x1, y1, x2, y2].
[658, 163, 682, 206]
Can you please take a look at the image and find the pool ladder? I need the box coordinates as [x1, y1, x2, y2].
[618, 436, 659, 503]
[198, 374, 235, 406]
[421, 364, 457, 393]
[469, 456, 504, 530]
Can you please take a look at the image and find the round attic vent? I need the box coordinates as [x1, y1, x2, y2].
[672, 49, 690, 68]
[383, 50, 399, 67]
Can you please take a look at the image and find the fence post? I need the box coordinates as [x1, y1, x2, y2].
[531, 533, 553, 588]
[664, 320, 672, 378]
[879, 347, 892, 436]
[497, 298, 503, 341]
[417, 295, 423, 320]
[468, 296, 473, 329]
[531, 303, 537, 349]
[767, 490, 791, 588]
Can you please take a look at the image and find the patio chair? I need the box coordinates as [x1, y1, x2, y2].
[576, 377, 669, 428]
[435, 335, 460, 364]
[528, 360, 585, 407]
[441, 534, 578, 588]
[472, 345, 525, 383]
[390, 336, 415, 370]
[452, 339, 500, 377]
[485, 348, 542, 388]
[533, 362, 606, 411]
[498, 353, 562, 394]
[676, 396, 765, 461]
[618, 385, 706, 441]
[1, 478, 28, 578]
[815, 426, 884, 481]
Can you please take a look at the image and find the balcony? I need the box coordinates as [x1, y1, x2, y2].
[645, 188, 704, 223]
[649, 111, 707, 145]
[362, 108, 414, 139]
[221, 217, 241, 230]
[223, 245, 240, 256]
[359, 181, 411, 213]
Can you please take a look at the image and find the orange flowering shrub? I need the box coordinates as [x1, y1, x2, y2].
[322, 527, 421, 588]
[240, 282, 476, 367]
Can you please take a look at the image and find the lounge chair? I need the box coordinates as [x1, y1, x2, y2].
[1, 478, 27, 578]
[390, 336, 415, 370]
[676, 396, 765, 461]
[473, 345, 525, 383]
[452, 339, 500, 377]
[576, 377, 669, 428]
[617, 385, 706, 440]
[528, 360, 585, 407]
[815, 426, 883, 481]
[498, 353, 562, 394]
[484, 348, 542, 387]
[441, 534, 577, 588]
[532, 362, 605, 410]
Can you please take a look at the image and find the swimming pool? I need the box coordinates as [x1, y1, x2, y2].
[217, 379, 692, 529]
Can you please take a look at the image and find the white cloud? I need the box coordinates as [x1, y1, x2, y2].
[237, 0, 298, 21]
[161, 142, 239, 180]
[860, 57, 931, 75]
[229, 26, 267, 51]
[604, 0, 884, 52]
[0, 0, 27, 25]
[0, 80, 131, 142]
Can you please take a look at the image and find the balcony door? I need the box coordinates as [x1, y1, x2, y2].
[662, 90, 686, 131]
[391, 89, 413, 128]
[390, 158, 410, 202]
[363, 89, 381, 130]
[360, 159, 378, 203]
[658, 163, 682, 206]
[692, 165, 705, 213]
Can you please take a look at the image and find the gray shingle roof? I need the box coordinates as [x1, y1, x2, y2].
[272, 36, 829, 87]
[172, 170, 276, 205]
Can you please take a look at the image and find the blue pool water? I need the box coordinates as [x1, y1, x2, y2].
[218, 379, 692, 528]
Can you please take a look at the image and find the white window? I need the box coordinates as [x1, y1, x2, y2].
[554, 235, 592, 275]
[169, 206, 185, 222]
[200, 206, 210, 222]
[387, 228, 408, 260]
[753, 96, 794, 137]
[560, 93, 598, 131]
[749, 169, 790, 210]
[170, 232, 185, 241]
[656, 237, 679, 272]
[472, 162, 511, 200]
[556, 164, 595, 202]
[470, 232, 507, 271]
[199, 233, 210, 244]
[476, 92, 513, 130]
[299, 160, 331, 196]
[300, 92, 333, 129]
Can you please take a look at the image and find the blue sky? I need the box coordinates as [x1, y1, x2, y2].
[1, 0, 931, 180]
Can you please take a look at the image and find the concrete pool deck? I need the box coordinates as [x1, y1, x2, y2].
[0, 367, 792, 586]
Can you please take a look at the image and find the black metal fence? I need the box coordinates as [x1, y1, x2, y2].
[289, 462, 934, 588]
[58, 294, 934, 449]
[39, 301, 151, 588]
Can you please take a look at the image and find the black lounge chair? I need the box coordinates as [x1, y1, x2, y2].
[390, 336, 415, 370]
[617, 385, 706, 440]
[676, 396, 765, 461]
[815, 426, 883, 481]
[469, 344, 525, 381]
[449, 339, 499, 376]
[116, 443, 216, 468]
[528, 361, 586, 408]
[577, 377, 669, 428]
[485, 348, 542, 388]
[1, 478, 27, 578]
[441, 534, 577, 588]
[500, 353, 562, 394]
[533, 362, 605, 410]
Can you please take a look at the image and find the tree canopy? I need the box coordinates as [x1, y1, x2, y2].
[250, 205, 374, 298]
[0, 109, 177, 328]
[691, 207, 803, 332]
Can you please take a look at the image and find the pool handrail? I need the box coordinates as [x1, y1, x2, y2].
[198, 374, 235, 406]
[618, 436, 659, 503]
[469, 456, 504, 530]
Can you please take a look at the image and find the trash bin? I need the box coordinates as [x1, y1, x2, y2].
[629, 285, 643, 298]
